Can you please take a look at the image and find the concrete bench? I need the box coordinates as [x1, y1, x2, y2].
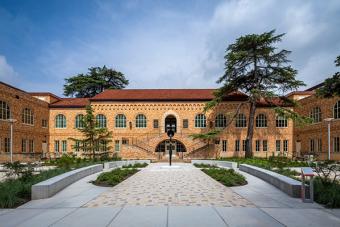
[31, 164, 103, 200]
[104, 160, 151, 170]
[239, 164, 301, 198]
[191, 160, 237, 169]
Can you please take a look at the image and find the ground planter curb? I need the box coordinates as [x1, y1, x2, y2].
[191, 160, 237, 169]
[104, 160, 151, 169]
[31, 164, 103, 200]
[239, 164, 301, 198]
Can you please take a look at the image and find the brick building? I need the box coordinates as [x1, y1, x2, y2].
[0, 81, 339, 162]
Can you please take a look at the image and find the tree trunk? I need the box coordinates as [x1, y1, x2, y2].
[245, 101, 256, 158]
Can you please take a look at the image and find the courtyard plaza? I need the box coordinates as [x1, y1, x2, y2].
[0, 163, 340, 227]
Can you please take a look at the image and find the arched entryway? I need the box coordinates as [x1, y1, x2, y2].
[155, 139, 186, 159]
[164, 115, 177, 132]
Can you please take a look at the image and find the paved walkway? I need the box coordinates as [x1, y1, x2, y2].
[0, 163, 339, 227]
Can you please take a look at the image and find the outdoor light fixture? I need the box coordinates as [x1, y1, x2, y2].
[166, 123, 175, 166]
[1, 118, 17, 163]
[324, 118, 334, 160]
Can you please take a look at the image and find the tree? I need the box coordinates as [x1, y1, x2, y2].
[69, 105, 112, 158]
[64, 66, 129, 98]
[316, 55, 340, 98]
[207, 30, 305, 158]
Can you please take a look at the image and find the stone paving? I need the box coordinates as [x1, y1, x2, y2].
[85, 163, 253, 207]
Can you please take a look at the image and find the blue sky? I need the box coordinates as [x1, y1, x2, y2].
[0, 0, 340, 97]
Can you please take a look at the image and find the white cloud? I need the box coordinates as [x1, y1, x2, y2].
[0, 55, 18, 83]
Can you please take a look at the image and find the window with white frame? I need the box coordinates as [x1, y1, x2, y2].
[22, 108, 34, 125]
[215, 114, 227, 128]
[263, 140, 268, 152]
[256, 114, 267, 127]
[195, 114, 206, 128]
[22, 139, 27, 153]
[54, 140, 59, 153]
[235, 140, 240, 152]
[310, 107, 322, 123]
[136, 114, 147, 128]
[334, 101, 340, 119]
[0, 101, 10, 120]
[276, 115, 288, 128]
[75, 114, 84, 128]
[96, 114, 107, 128]
[283, 140, 288, 153]
[115, 140, 120, 152]
[317, 138, 322, 152]
[310, 139, 315, 152]
[4, 138, 10, 153]
[74, 141, 81, 152]
[255, 140, 260, 152]
[276, 140, 281, 152]
[62, 140, 67, 153]
[222, 140, 227, 152]
[242, 140, 246, 151]
[334, 137, 340, 153]
[236, 113, 247, 128]
[55, 114, 66, 128]
[115, 114, 126, 128]
[29, 140, 34, 153]
[42, 119, 48, 128]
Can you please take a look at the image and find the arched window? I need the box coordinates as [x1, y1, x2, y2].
[310, 107, 322, 123]
[235, 113, 247, 128]
[115, 114, 126, 128]
[256, 114, 267, 127]
[96, 114, 107, 128]
[22, 108, 34, 125]
[55, 114, 66, 128]
[334, 101, 340, 119]
[136, 114, 147, 128]
[215, 114, 227, 128]
[0, 101, 10, 120]
[75, 114, 84, 128]
[276, 115, 288, 128]
[195, 114, 206, 128]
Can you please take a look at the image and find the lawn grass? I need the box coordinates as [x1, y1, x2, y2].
[93, 168, 139, 187]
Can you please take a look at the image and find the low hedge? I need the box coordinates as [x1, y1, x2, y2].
[201, 168, 247, 187]
[193, 163, 218, 168]
[122, 163, 148, 168]
[93, 168, 139, 187]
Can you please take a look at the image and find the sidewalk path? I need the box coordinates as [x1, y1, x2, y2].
[0, 163, 339, 227]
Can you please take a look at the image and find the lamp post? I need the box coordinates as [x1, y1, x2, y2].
[166, 124, 175, 166]
[1, 118, 17, 163]
[324, 118, 334, 160]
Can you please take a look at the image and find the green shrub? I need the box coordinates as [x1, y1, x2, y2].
[202, 168, 247, 187]
[94, 168, 139, 187]
[122, 163, 148, 168]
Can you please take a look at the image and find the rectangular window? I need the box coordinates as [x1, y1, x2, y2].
[263, 140, 268, 152]
[183, 119, 189, 128]
[122, 138, 129, 145]
[334, 137, 340, 153]
[115, 140, 120, 152]
[222, 140, 227, 152]
[74, 141, 80, 152]
[4, 138, 10, 153]
[242, 140, 246, 152]
[276, 140, 281, 152]
[283, 140, 288, 152]
[310, 139, 315, 152]
[255, 140, 260, 152]
[62, 140, 67, 153]
[317, 138, 322, 152]
[54, 140, 59, 153]
[29, 140, 34, 153]
[94, 140, 100, 152]
[42, 119, 48, 128]
[153, 119, 159, 128]
[22, 139, 27, 153]
[235, 140, 240, 152]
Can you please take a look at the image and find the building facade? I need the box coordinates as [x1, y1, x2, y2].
[0, 81, 339, 162]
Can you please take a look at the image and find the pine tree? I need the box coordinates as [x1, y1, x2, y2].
[317, 55, 340, 98]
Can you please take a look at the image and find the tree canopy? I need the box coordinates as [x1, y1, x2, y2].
[206, 30, 305, 157]
[316, 55, 340, 98]
[63, 66, 129, 98]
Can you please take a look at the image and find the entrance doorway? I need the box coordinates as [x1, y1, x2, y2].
[155, 139, 186, 159]
[165, 115, 177, 132]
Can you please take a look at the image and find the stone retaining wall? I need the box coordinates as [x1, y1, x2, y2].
[191, 160, 237, 169]
[104, 160, 151, 169]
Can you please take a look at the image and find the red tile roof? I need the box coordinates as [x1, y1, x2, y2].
[90, 89, 248, 101]
[49, 98, 89, 108]
[29, 92, 61, 100]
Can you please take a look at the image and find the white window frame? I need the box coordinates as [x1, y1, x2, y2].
[236, 113, 247, 128]
[195, 114, 206, 128]
[96, 114, 107, 128]
[256, 114, 267, 128]
[55, 114, 66, 128]
[222, 140, 227, 152]
[115, 114, 127, 128]
[215, 114, 227, 128]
